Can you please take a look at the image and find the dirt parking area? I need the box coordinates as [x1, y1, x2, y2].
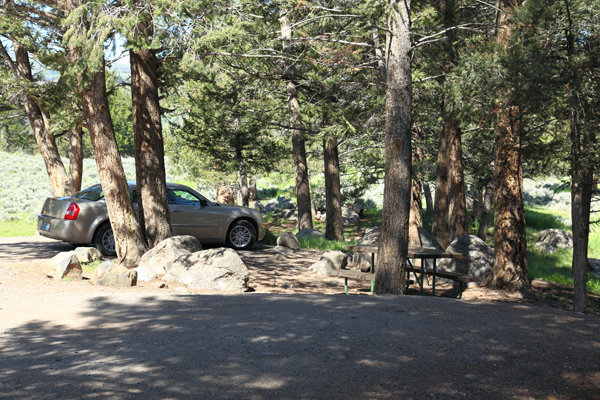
[1, 237, 599, 399]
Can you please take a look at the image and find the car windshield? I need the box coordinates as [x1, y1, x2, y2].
[73, 185, 104, 201]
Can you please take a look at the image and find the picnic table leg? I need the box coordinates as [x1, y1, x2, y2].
[420, 262, 425, 296]
[370, 253, 375, 293]
[345, 277, 349, 295]
[407, 259, 424, 295]
[432, 259, 436, 296]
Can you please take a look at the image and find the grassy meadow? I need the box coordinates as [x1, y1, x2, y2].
[1, 151, 599, 295]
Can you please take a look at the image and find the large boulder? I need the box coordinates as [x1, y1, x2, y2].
[166, 248, 249, 292]
[539, 229, 573, 249]
[588, 259, 600, 280]
[264, 196, 296, 212]
[44, 251, 83, 281]
[308, 250, 349, 275]
[341, 207, 360, 226]
[321, 207, 361, 226]
[437, 235, 493, 286]
[296, 229, 325, 239]
[91, 262, 137, 287]
[138, 235, 203, 277]
[534, 242, 557, 254]
[277, 232, 300, 250]
[73, 247, 103, 263]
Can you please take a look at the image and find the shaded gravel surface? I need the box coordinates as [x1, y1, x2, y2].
[1, 237, 600, 399]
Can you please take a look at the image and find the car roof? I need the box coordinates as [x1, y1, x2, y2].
[127, 182, 194, 191]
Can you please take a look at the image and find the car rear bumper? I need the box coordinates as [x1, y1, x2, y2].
[37, 214, 92, 244]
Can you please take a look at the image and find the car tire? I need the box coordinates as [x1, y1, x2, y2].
[226, 220, 257, 250]
[94, 223, 116, 257]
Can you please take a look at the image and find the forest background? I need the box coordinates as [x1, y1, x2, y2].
[1, 0, 599, 312]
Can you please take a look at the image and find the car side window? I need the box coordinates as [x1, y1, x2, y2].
[167, 189, 201, 206]
[130, 189, 138, 204]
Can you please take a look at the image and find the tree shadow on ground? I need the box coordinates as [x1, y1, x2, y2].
[1, 294, 599, 399]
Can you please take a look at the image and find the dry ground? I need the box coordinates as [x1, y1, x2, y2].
[1, 237, 599, 399]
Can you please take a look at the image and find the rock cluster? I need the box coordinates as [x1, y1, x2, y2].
[534, 229, 574, 253]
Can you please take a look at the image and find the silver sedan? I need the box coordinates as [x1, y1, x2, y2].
[38, 182, 265, 256]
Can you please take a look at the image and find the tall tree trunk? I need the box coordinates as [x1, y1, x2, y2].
[280, 11, 313, 231]
[130, 45, 172, 249]
[566, 4, 592, 312]
[432, 124, 449, 245]
[78, 64, 147, 267]
[375, 0, 412, 294]
[478, 179, 493, 241]
[68, 125, 83, 193]
[234, 116, 249, 207]
[324, 135, 344, 241]
[10, 42, 73, 196]
[431, 0, 467, 249]
[489, 0, 530, 293]
[423, 182, 433, 216]
[409, 180, 422, 247]
[446, 117, 467, 243]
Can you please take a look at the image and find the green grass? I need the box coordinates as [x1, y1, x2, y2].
[0, 218, 36, 237]
[297, 236, 356, 251]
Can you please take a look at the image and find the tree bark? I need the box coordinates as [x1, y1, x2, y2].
[375, 0, 412, 294]
[78, 63, 147, 267]
[478, 180, 493, 241]
[324, 135, 344, 241]
[68, 125, 83, 194]
[489, 0, 531, 293]
[423, 182, 433, 216]
[432, 114, 467, 248]
[432, 123, 449, 246]
[431, 0, 467, 249]
[12, 42, 73, 197]
[280, 10, 313, 231]
[130, 46, 172, 249]
[235, 116, 249, 207]
[565, 4, 593, 313]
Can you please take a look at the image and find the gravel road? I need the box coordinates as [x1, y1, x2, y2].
[1, 237, 599, 399]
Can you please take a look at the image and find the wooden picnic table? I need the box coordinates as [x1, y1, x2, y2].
[342, 244, 477, 298]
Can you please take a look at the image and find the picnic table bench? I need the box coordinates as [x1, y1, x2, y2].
[330, 244, 479, 298]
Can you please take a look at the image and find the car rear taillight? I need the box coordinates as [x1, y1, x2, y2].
[64, 203, 80, 220]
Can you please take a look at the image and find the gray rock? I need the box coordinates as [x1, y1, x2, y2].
[416, 228, 443, 269]
[73, 247, 103, 263]
[138, 235, 203, 276]
[97, 269, 138, 287]
[296, 229, 325, 239]
[342, 207, 360, 226]
[321, 207, 361, 226]
[275, 254, 287, 261]
[539, 229, 573, 249]
[274, 245, 295, 255]
[277, 232, 300, 250]
[588, 259, 600, 280]
[264, 196, 296, 212]
[166, 248, 249, 292]
[44, 251, 83, 281]
[308, 258, 336, 275]
[437, 235, 493, 286]
[534, 242, 557, 254]
[251, 200, 265, 211]
[90, 261, 117, 284]
[309, 250, 349, 275]
[134, 266, 157, 282]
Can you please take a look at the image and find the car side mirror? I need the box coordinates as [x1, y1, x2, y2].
[200, 199, 209, 207]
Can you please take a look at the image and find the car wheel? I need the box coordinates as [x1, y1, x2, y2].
[94, 223, 116, 256]
[226, 220, 256, 250]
